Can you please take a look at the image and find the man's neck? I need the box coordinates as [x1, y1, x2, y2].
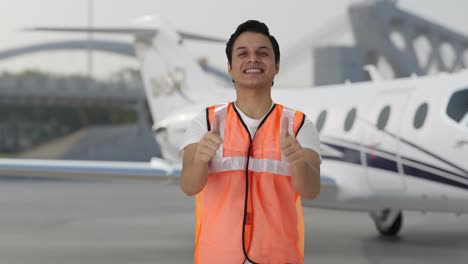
[235, 88, 273, 120]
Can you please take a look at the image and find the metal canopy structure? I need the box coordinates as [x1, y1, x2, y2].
[314, 0, 468, 85]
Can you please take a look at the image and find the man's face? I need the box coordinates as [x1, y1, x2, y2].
[228, 32, 279, 90]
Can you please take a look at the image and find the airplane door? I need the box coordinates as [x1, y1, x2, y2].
[364, 90, 411, 193]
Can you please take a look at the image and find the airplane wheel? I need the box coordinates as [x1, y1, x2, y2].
[370, 209, 403, 237]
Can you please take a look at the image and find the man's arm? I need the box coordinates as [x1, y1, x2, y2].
[290, 148, 321, 200]
[280, 118, 321, 200]
[180, 117, 222, 196]
[180, 143, 209, 196]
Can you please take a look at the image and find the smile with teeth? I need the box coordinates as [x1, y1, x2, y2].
[244, 69, 263, 73]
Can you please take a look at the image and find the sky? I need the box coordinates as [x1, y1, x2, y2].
[1, 0, 468, 87]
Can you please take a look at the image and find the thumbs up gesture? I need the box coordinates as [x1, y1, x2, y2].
[280, 117, 305, 167]
[195, 116, 223, 163]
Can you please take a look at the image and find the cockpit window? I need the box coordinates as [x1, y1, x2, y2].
[462, 115, 468, 128]
[446, 89, 468, 127]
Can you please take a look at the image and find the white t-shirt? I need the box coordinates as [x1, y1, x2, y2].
[179, 103, 321, 160]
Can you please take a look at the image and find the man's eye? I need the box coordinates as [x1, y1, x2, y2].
[238, 53, 247, 57]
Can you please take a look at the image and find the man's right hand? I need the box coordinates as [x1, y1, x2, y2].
[194, 116, 222, 163]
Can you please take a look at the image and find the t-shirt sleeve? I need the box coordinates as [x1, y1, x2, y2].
[296, 116, 322, 163]
[178, 109, 208, 156]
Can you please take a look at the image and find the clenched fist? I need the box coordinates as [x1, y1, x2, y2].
[195, 116, 223, 163]
[280, 117, 305, 167]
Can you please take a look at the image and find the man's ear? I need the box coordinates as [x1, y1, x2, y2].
[227, 62, 232, 73]
[275, 63, 280, 74]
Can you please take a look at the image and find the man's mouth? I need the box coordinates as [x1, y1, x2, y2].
[243, 68, 263, 74]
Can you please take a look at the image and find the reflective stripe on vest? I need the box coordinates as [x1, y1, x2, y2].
[195, 102, 306, 264]
[209, 156, 292, 176]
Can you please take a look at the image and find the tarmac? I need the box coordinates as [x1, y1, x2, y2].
[1, 179, 468, 264]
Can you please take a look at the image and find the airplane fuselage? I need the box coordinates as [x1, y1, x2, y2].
[157, 71, 468, 213]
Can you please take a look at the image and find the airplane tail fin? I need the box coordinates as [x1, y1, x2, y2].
[131, 16, 224, 124]
[27, 15, 226, 124]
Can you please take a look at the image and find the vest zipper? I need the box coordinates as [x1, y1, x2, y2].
[232, 103, 277, 264]
[242, 142, 256, 264]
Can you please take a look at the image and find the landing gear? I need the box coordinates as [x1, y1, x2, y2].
[370, 209, 403, 237]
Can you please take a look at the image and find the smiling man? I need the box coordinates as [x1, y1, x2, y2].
[180, 20, 321, 264]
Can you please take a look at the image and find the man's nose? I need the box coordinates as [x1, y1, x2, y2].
[248, 53, 260, 62]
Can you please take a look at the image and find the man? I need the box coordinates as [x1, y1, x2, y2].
[179, 20, 321, 264]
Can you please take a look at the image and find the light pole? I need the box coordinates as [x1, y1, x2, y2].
[87, 0, 93, 87]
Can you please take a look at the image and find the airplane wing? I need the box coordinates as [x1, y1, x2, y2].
[0, 157, 338, 200]
[0, 158, 181, 181]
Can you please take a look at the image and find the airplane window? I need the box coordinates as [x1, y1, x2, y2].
[377, 105, 391, 130]
[413, 103, 428, 129]
[446, 88, 468, 126]
[344, 108, 357, 132]
[316, 110, 327, 133]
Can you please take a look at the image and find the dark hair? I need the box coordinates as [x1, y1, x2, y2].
[225, 20, 280, 66]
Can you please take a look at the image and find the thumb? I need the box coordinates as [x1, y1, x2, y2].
[281, 117, 289, 138]
[211, 115, 220, 135]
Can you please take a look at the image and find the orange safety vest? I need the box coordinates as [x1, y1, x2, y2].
[194, 102, 306, 264]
